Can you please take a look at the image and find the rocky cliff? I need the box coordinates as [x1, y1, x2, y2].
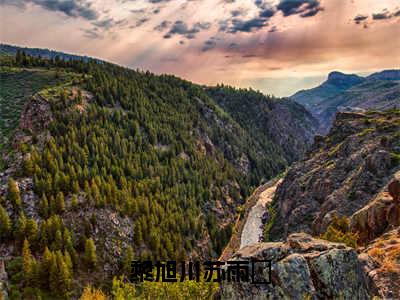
[270, 110, 400, 240]
[225, 109, 400, 299]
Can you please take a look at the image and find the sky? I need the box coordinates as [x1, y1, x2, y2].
[1, 0, 399, 97]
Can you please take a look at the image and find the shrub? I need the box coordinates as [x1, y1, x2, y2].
[320, 215, 358, 248]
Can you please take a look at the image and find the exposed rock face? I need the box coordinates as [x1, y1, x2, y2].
[351, 173, 400, 244]
[361, 228, 400, 299]
[270, 110, 400, 240]
[221, 233, 371, 300]
[388, 178, 400, 202]
[19, 93, 52, 134]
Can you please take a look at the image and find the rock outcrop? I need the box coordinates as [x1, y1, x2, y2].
[221, 233, 371, 300]
[269, 110, 400, 241]
[351, 174, 400, 244]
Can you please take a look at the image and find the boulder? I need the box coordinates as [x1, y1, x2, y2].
[220, 233, 371, 300]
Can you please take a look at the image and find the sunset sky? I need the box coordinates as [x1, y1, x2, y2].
[1, 0, 399, 96]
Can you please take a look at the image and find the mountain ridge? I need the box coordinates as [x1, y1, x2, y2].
[291, 69, 400, 134]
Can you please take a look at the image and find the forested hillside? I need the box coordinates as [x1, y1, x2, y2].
[0, 49, 316, 298]
[207, 86, 318, 163]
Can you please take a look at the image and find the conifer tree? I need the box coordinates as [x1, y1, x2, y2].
[14, 213, 27, 241]
[22, 239, 35, 284]
[8, 178, 21, 208]
[40, 247, 52, 288]
[71, 194, 79, 210]
[121, 245, 134, 275]
[0, 204, 11, 239]
[25, 218, 38, 245]
[39, 194, 49, 218]
[56, 191, 65, 213]
[23, 156, 34, 176]
[56, 250, 72, 298]
[84, 238, 97, 269]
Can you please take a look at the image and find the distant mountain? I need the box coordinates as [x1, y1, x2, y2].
[0, 43, 99, 62]
[366, 69, 400, 81]
[291, 70, 400, 134]
[291, 71, 365, 110]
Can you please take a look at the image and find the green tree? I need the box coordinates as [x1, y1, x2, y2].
[22, 239, 35, 284]
[39, 194, 49, 218]
[71, 194, 79, 210]
[14, 213, 27, 241]
[8, 178, 21, 208]
[40, 247, 53, 288]
[121, 245, 134, 275]
[0, 204, 11, 239]
[55, 192, 65, 214]
[25, 218, 38, 245]
[84, 238, 97, 269]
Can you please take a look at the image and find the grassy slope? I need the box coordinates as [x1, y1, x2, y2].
[0, 67, 74, 150]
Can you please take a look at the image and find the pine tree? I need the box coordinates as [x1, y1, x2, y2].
[0, 204, 11, 239]
[22, 239, 34, 284]
[63, 228, 78, 266]
[121, 245, 134, 275]
[14, 213, 27, 241]
[84, 238, 97, 269]
[56, 191, 65, 213]
[39, 194, 49, 218]
[40, 247, 53, 288]
[54, 229, 63, 250]
[23, 155, 34, 176]
[56, 250, 72, 298]
[49, 252, 58, 294]
[26, 218, 38, 245]
[71, 194, 79, 210]
[8, 178, 21, 208]
[64, 250, 73, 275]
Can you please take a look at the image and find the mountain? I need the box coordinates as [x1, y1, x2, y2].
[225, 109, 400, 299]
[0, 46, 317, 298]
[366, 69, 400, 81]
[206, 86, 318, 164]
[291, 71, 365, 110]
[291, 70, 400, 134]
[0, 44, 98, 62]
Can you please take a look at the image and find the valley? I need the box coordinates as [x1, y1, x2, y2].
[0, 45, 399, 299]
[240, 179, 281, 249]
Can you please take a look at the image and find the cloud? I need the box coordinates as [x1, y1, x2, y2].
[154, 20, 171, 31]
[202, 39, 217, 52]
[231, 8, 247, 17]
[163, 20, 211, 39]
[229, 17, 268, 33]
[372, 10, 391, 20]
[354, 8, 400, 25]
[17, 0, 99, 20]
[259, 8, 275, 18]
[92, 17, 115, 30]
[81, 27, 101, 39]
[354, 14, 368, 24]
[277, 0, 323, 18]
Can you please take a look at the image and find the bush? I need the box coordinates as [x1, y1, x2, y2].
[320, 215, 358, 248]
